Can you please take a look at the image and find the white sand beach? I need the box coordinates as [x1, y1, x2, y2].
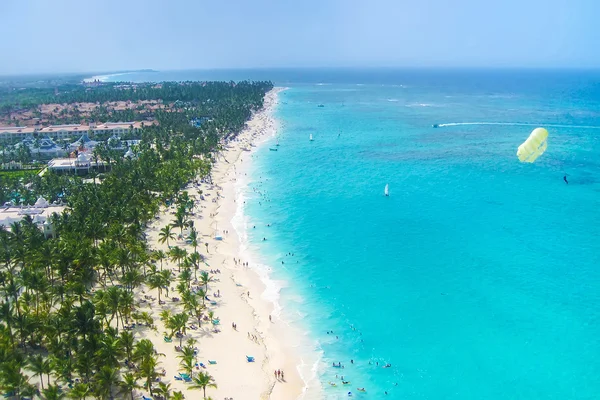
[137, 87, 304, 400]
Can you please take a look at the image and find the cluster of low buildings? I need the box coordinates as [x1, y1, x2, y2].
[0, 121, 151, 143]
[0, 196, 63, 237]
[7, 131, 140, 160]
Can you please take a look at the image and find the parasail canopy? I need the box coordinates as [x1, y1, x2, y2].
[517, 127, 548, 163]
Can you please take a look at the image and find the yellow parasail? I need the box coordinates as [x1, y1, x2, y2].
[517, 127, 548, 163]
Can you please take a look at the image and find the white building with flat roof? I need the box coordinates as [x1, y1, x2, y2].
[0, 197, 64, 237]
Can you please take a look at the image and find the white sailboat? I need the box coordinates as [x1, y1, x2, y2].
[276, 137, 280, 146]
[384, 183, 389, 197]
[309, 134, 314, 141]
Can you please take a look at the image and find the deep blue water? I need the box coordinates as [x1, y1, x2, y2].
[109, 69, 600, 399]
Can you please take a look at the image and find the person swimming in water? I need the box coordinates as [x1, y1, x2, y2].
[564, 175, 569, 184]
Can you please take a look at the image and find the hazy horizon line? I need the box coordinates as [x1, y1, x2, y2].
[2, 65, 600, 79]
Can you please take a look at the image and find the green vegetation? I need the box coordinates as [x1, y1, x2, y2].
[0, 169, 40, 179]
[1, 81, 266, 127]
[0, 80, 272, 398]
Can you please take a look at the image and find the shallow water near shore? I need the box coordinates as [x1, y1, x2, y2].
[111, 70, 600, 399]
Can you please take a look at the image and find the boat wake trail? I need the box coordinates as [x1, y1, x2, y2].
[437, 122, 600, 129]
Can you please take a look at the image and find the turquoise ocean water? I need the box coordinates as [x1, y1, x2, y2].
[109, 70, 600, 399]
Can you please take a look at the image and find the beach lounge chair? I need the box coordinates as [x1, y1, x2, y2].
[208, 360, 217, 365]
[212, 319, 220, 325]
[210, 301, 217, 306]
[174, 375, 183, 381]
[164, 336, 172, 343]
[179, 373, 191, 379]
[246, 355, 255, 362]
[143, 396, 152, 400]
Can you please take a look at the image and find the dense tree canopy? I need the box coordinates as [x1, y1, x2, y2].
[0, 80, 272, 399]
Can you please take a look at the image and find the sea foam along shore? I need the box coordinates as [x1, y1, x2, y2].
[142, 87, 307, 400]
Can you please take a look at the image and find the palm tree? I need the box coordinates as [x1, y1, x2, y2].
[133, 339, 155, 365]
[172, 391, 185, 400]
[119, 331, 135, 361]
[178, 353, 195, 379]
[43, 383, 66, 400]
[171, 213, 187, 236]
[158, 225, 175, 248]
[27, 354, 52, 390]
[147, 273, 164, 303]
[188, 252, 202, 280]
[188, 228, 198, 254]
[67, 382, 91, 400]
[169, 312, 189, 347]
[119, 373, 141, 400]
[154, 382, 172, 400]
[159, 269, 172, 298]
[138, 355, 158, 396]
[0, 360, 30, 400]
[189, 372, 217, 399]
[94, 365, 120, 400]
[96, 335, 124, 369]
[154, 250, 167, 271]
[199, 271, 213, 293]
[169, 246, 187, 272]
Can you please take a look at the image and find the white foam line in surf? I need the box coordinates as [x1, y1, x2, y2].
[437, 122, 600, 129]
[296, 347, 324, 400]
[83, 72, 134, 83]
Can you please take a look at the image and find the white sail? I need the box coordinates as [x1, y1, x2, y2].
[309, 134, 314, 141]
[384, 183, 389, 196]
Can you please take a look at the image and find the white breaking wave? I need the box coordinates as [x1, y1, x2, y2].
[83, 72, 135, 83]
[406, 103, 434, 107]
[437, 122, 600, 129]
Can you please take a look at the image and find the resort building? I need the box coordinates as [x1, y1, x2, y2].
[0, 197, 64, 238]
[106, 134, 141, 150]
[47, 152, 106, 174]
[0, 126, 36, 142]
[0, 121, 153, 143]
[70, 133, 98, 150]
[16, 135, 65, 158]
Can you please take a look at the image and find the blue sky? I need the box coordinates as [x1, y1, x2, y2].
[0, 0, 598, 74]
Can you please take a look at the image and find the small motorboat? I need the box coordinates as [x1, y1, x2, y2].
[432, 124, 439, 128]
[318, 104, 325, 107]
[269, 148, 278, 151]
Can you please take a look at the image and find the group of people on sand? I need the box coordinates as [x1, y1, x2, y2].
[274, 369, 285, 381]
[233, 258, 249, 267]
[247, 332, 260, 343]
